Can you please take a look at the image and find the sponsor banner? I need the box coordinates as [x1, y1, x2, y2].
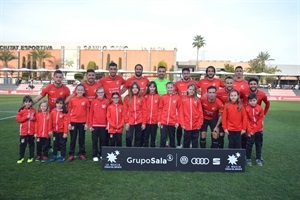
[102, 147, 245, 172]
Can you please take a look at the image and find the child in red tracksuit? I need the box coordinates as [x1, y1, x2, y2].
[107, 92, 124, 147]
[179, 83, 203, 148]
[245, 93, 264, 167]
[68, 84, 90, 161]
[89, 86, 110, 161]
[222, 89, 247, 149]
[16, 95, 36, 164]
[158, 82, 181, 148]
[143, 81, 160, 147]
[35, 101, 50, 162]
[49, 97, 68, 163]
[124, 82, 146, 147]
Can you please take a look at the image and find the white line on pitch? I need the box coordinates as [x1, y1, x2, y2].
[0, 116, 16, 121]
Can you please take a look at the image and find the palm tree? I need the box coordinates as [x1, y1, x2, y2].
[0, 50, 18, 68]
[192, 35, 206, 71]
[29, 49, 53, 69]
[257, 51, 274, 68]
[223, 63, 235, 72]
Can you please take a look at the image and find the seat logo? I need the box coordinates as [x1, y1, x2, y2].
[191, 158, 209, 165]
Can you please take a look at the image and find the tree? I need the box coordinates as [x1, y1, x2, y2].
[106, 54, 111, 70]
[118, 57, 122, 69]
[247, 52, 279, 74]
[158, 60, 167, 69]
[257, 51, 274, 68]
[192, 35, 206, 71]
[223, 63, 234, 72]
[0, 50, 18, 67]
[87, 61, 96, 70]
[29, 49, 53, 69]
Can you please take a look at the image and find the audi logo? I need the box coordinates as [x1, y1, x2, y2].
[191, 158, 210, 165]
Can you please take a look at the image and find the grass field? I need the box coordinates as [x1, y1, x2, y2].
[0, 94, 299, 200]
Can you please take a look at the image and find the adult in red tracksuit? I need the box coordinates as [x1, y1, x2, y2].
[49, 97, 69, 162]
[89, 87, 110, 160]
[35, 101, 51, 162]
[68, 84, 90, 161]
[107, 92, 124, 147]
[16, 95, 36, 163]
[124, 82, 146, 147]
[158, 82, 181, 148]
[179, 83, 203, 148]
[222, 90, 247, 149]
[143, 81, 161, 147]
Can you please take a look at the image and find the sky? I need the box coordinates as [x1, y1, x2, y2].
[0, 0, 299, 65]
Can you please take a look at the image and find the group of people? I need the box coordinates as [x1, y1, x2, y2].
[16, 62, 270, 167]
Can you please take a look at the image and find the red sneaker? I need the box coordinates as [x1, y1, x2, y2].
[35, 156, 41, 162]
[41, 156, 47, 163]
[68, 155, 75, 162]
[79, 155, 86, 161]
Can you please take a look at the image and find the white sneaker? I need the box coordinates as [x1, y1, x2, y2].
[176, 145, 182, 148]
[93, 157, 99, 162]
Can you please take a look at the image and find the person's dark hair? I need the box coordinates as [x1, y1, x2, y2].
[19, 95, 33, 111]
[182, 68, 190, 73]
[206, 66, 216, 74]
[135, 64, 143, 70]
[56, 97, 68, 114]
[54, 70, 63, 76]
[109, 62, 117, 68]
[248, 93, 257, 100]
[87, 69, 95, 73]
[225, 76, 233, 81]
[248, 77, 258, 84]
[207, 85, 217, 92]
[235, 66, 243, 71]
[146, 81, 158, 95]
[158, 66, 166, 71]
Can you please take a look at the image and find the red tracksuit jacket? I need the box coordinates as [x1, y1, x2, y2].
[222, 102, 247, 131]
[144, 93, 160, 124]
[179, 96, 203, 130]
[16, 107, 36, 136]
[107, 103, 124, 134]
[68, 96, 90, 124]
[35, 112, 50, 138]
[49, 109, 68, 134]
[158, 93, 181, 126]
[89, 97, 110, 128]
[123, 94, 145, 125]
[245, 104, 264, 134]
